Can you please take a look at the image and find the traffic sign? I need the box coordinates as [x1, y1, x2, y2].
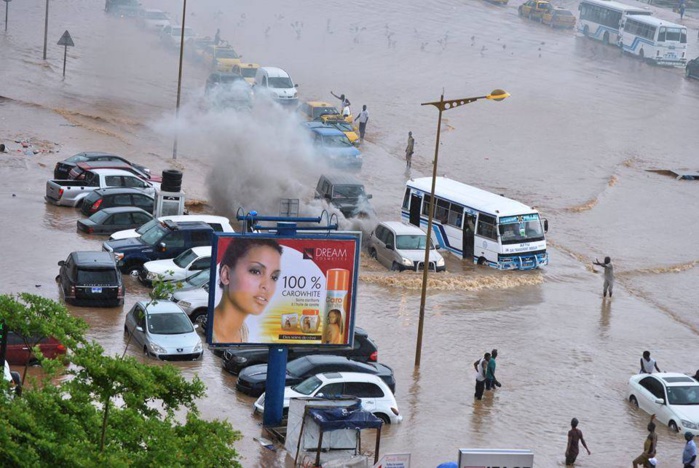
[57, 30, 74, 47]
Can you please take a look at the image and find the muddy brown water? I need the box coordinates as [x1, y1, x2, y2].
[2, 0, 699, 466]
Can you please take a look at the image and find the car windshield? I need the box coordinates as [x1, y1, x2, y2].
[323, 134, 352, 148]
[292, 375, 323, 395]
[313, 107, 339, 119]
[65, 154, 89, 163]
[268, 77, 293, 88]
[77, 269, 117, 284]
[666, 385, 699, 405]
[89, 210, 110, 223]
[240, 67, 257, 78]
[184, 269, 210, 287]
[174, 249, 198, 268]
[286, 358, 314, 377]
[333, 122, 353, 132]
[146, 11, 167, 19]
[146, 312, 194, 335]
[498, 214, 545, 245]
[140, 224, 169, 246]
[136, 219, 159, 235]
[396, 234, 435, 250]
[333, 185, 365, 199]
[216, 49, 239, 59]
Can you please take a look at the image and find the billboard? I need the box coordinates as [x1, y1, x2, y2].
[206, 233, 361, 346]
[458, 448, 533, 468]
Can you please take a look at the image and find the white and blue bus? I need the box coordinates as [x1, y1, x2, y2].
[578, 0, 651, 46]
[401, 177, 549, 270]
[619, 15, 687, 66]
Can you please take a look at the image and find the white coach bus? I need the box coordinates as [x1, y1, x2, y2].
[401, 177, 549, 270]
[619, 15, 687, 66]
[578, 0, 651, 45]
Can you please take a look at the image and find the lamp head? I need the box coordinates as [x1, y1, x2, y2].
[486, 89, 510, 102]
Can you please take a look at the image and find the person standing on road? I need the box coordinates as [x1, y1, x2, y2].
[330, 91, 350, 110]
[214, 28, 222, 46]
[405, 131, 415, 168]
[633, 415, 658, 468]
[684, 431, 697, 468]
[640, 351, 662, 374]
[354, 105, 369, 143]
[679, 0, 686, 20]
[486, 349, 500, 391]
[565, 417, 591, 465]
[593, 256, 614, 298]
[473, 352, 490, 400]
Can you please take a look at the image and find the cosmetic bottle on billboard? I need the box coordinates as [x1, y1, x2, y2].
[323, 268, 349, 344]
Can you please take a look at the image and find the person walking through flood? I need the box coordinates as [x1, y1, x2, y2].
[593, 256, 614, 297]
[354, 105, 369, 143]
[473, 352, 490, 400]
[565, 417, 591, 465]
[633, 415, 658, 468]
[684, 431, 697, 468]
[485, 348, 501, 390]
[640, 351, 662, 374]
[405, 131, 415, 168]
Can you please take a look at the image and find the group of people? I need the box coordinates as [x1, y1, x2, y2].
[473, 349, 500, 400]
[330, 91, 370, 144]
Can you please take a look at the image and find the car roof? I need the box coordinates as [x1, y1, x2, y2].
[260, 67, 289, 77]
[648, 373, 699, 386]
[158, 214, 230, 224]
[319, 173, 364, 185]
[236, 63, 259, 68]
[71, 251, 117, 267]
[89, 168, 145, 176]
[311, 127, 344, 136]
[188, 246, 212, 256]
[317, 372, 386, 384]
[139, 300, 185, 314]
[379, 221, 425, 235]
[98, 207, 152, 215]
[93, 187, 154, 197]
[307, 101, 334, 107]
[163, 220, 214, 231]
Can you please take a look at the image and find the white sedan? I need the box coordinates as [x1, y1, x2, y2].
[139, 246, 211, 286]
[627, 372, 699, 435]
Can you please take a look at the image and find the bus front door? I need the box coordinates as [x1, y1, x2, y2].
[462, 214, 476, 261]
[409, 194, 422, 227]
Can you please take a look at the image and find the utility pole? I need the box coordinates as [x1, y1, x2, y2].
[42, 0, 49, 60]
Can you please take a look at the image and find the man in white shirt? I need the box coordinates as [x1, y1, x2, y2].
[354, 105, 369, 143]
[473, 352, 491, 400]
[640, 351, 661, 374]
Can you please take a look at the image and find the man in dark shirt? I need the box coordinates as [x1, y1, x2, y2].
[565, 417, 591, 465]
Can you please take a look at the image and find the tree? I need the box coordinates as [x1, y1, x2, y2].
[0, 293, 242, 467]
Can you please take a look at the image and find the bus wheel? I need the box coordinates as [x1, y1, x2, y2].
[583, 25, 590, 37]
[602, 32, 609, 45]
[477, 257, 486, 266]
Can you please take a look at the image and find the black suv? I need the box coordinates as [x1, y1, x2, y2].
[57, 251, 124, 307]
[314, 174, 374, 218]
[686, 56, 699, 80]
[102, 220, 214, 274]
[81, 187, 155, 216]
[222, 327, 379, 375]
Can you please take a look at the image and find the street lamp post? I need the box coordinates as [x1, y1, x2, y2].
[172, 0, 187, 160]
[42, 0, 49, 60]
[414, 89, 510, 368]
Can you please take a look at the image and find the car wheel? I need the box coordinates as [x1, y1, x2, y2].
[669, 420, 679, 432]
[369, 248, 377, 259]
[373, 413, 390, 424]
[27, 358, 41, 367]
[143, 345, 149, 356]
[477, 257, 487, 266]
[390, 262, 400, 271]
[603, 32, 609, 45]
[191, 309, 207, 329]
[125, 263, 142, 276]
[629, 395, 639, 407]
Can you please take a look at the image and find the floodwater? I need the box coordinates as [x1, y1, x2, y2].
[1, 0, 699, 465]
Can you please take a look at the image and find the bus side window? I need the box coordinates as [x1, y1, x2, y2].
[476, 214, 498, 241]
[402, 188, 411, 210]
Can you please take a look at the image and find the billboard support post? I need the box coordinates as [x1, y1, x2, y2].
[263, 345, 289, 427]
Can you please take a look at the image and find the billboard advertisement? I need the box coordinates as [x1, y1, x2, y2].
[206, 233, 361, 346]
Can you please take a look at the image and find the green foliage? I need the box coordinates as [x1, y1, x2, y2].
[0, 294, 242, 467]
[149, 270, 183, 302]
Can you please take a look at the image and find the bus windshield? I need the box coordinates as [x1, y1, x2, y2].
[498, 214, 545, 244]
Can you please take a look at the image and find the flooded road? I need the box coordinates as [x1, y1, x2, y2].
[2, 0, 699, 465]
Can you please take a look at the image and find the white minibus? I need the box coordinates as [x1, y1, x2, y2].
[619, 15, 687, 66]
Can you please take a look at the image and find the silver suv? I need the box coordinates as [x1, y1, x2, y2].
[369, 221, 446, 272]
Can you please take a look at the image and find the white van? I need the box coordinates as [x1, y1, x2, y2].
[368, 221, 446, 272]
[109, 215, 234, 240]
[253, 67, 298, 105]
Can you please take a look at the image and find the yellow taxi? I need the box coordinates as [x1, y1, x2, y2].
[201, 45, 242, 72]
[231, 63, 259, 85]
[328, 120, 360, 146]
[297, 101, 341, 121]
[541, 8, 576, 28]
[518, 0, 553, 21]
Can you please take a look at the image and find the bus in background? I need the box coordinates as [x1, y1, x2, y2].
[578, 0, 651, 46]
[619, 16, 687, 66]
[401, 177, 549, 270]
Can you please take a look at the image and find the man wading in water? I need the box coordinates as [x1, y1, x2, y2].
[593, 256, 614, 298]
[565, 417, 591, 465]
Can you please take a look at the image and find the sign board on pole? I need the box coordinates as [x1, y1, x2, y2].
[458, 449, 533, 468]
[206, 233, 361, 347]
[57, 30, 74, 47]
[374, 453, 411, 468]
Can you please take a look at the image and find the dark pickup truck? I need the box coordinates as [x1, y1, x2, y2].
[221, 327, 379, 375]
[102, 220, 213, 274]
